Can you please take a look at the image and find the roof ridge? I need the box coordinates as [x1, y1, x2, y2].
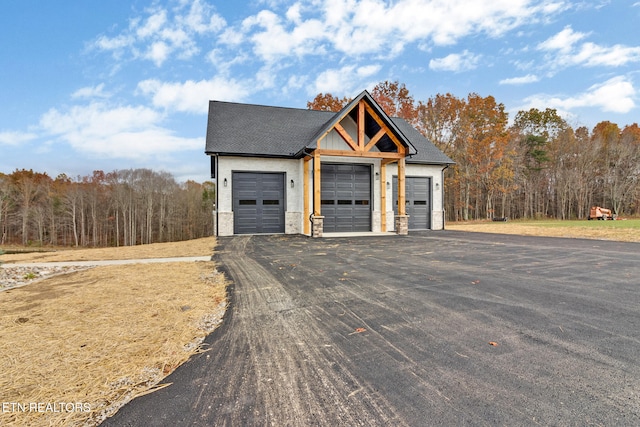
[209, 99, 333, 114]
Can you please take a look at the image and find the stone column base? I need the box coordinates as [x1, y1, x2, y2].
[311, 216, 324, 238]
[395, 215, 409, 235]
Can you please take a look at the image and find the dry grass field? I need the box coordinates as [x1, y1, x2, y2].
[447, 218, 640, 242]
[0, 237, 227, 427]
[0, 237, 218, 263]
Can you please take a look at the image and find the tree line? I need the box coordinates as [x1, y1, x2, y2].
[0, 168, 215, 247]
[309, 82, 640, 221]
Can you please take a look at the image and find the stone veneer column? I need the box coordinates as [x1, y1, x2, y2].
[311, 216, 324, 238]
[394, 215, 409, 235]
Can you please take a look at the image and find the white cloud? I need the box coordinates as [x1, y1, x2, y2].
[521, 76, 636, 115]
[537, 26, 588, 54]
[357, 64, 382, 78]
[136, 9, 168, 39]
[137, 77, 251, 113]
[223, 0, 567, 63]
[91, 0, 226, 66]
[179, 0, 226, 34]
[39, 102, 202, 159]
[538, 25, 640, 69]
[429, 50, 481, 72]
[71, 83, 110, 99]
[0, 131, 38, 146]
[88, 0, 569, 85]
[93, 34, 133, 52]
[312, 65, 359, 95]
[243, 10, 325, 62]
[206, 48, 251, 75]
[217, 28, 244, 46]
[577, 43, 640, 67]
[286, 3, 303, 23]
[286, 74, 308, 92]
[146, 41, 171, 66]
[307, 63, 382, 97]
[500, 74, 540, 85]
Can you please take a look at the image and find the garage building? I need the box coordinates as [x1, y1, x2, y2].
[205, 90, 454, 237]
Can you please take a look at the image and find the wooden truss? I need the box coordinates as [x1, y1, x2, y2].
[303, 100, 408, 234]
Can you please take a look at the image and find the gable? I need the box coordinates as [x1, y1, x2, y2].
[306, 91, 417, 158]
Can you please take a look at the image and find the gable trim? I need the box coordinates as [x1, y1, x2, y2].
[307, 91, 416, 157]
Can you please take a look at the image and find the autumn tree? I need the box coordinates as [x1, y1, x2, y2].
[0, 173, 11, 244]
[0, 168, 214, 247]
[416, 93, 465, 156]
[620, 124, 640, 215]
[314, 83, 640, 221]
[461, 94, 510, 219]
[370, 81, 417, 123]
[308, 81, 419, 122]
[591, 121, 640, 215]
[307, 93, 350, 112]
[569, 126, 598, 218]
[9, 170, 51, 244]
[417, 92, 510, 220]
[511, 108, 568, 218]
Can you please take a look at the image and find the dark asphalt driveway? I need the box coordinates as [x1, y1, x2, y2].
[103, 231, 640, 426]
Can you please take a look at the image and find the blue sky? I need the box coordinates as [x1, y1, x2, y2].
[1, 0, 639, 182]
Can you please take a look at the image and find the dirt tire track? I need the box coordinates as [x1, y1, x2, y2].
[211, 236, 405, 426]
[103, 236, 405, 426]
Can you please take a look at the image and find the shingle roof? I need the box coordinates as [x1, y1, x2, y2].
[205, 94, 454, 165]
[205, 101, 335, 157]
[391, 118, 455, 165]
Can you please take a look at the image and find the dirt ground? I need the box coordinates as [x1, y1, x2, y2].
[0, 237, 227, 427]
[446, 220, 640, 242]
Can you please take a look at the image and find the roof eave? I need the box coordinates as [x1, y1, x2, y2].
[206, 151, 300, 159]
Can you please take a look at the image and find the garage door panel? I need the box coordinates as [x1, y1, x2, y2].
[233, 172, 285, 234]
[336, 182, 354, 189]
[261, 193, 281, 201]
[393, 176, 431, 230]
[321, 164, 371, 233]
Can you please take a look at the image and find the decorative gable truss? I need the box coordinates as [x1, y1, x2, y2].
[303, 93, 415, 234]
[317, 101, 407, 159]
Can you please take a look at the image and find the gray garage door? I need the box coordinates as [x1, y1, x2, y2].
[233, 172, 285, 234]
[393, 176, 431, 230]
[321, 164, 371, 232]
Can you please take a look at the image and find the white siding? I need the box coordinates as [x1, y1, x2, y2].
[383, 163, 446, 231]
[215, 155, 446, 235]
[320, 116, 379, 152]
[216, 156, 303, 236]
[322, 129, 352, 151]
